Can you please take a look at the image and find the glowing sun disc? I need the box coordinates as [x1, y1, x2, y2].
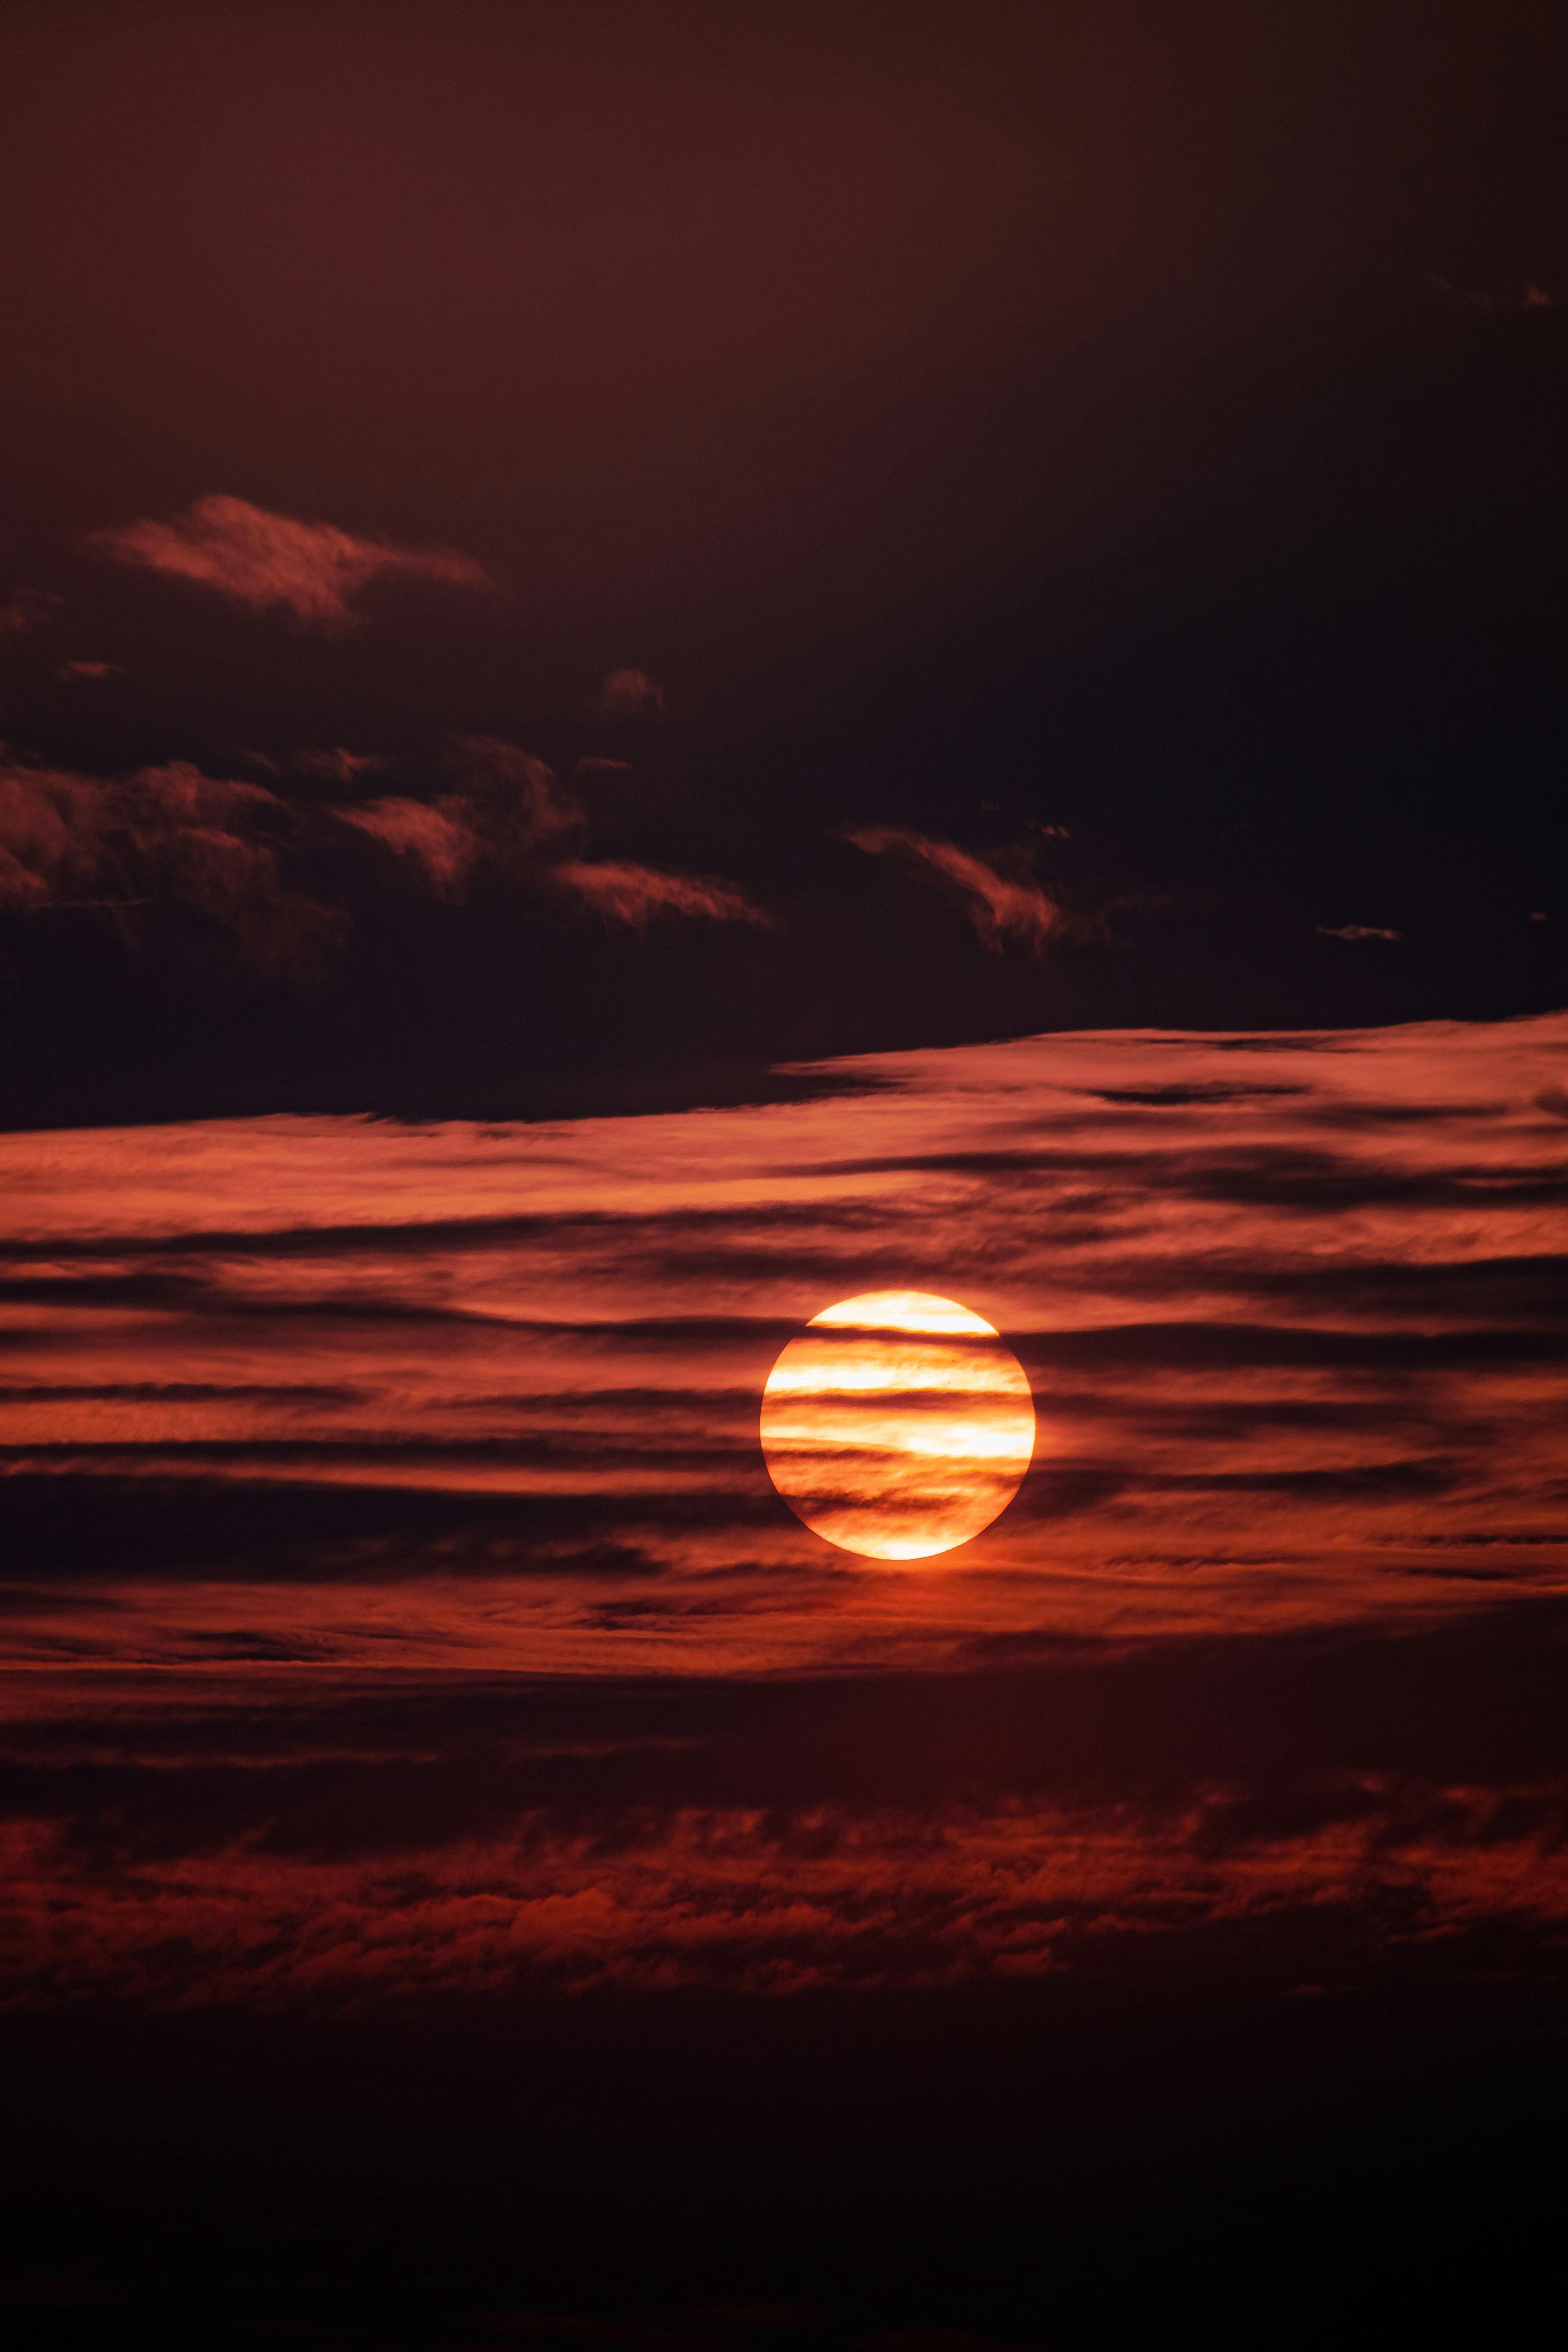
[760, 1290, 1036, 1559]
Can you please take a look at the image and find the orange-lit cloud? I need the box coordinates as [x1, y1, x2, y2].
[846, 825, 1058, 948]
[2, 1010, 1563, 1682]
[554, 858, 770, 928]
[54, 659, 123, 681]
[338, 795, 479, 901]
[1318, 922, 1402, 942]
[327, 742, 761, 925]
[88, 493, 495, 630]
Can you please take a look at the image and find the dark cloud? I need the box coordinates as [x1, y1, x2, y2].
[0, 753, 338, 971]
[292, 746, 392, 783]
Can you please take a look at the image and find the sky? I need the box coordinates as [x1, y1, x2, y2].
[1, 4, 1566, 2345]
[2, 0, 1566, 1125]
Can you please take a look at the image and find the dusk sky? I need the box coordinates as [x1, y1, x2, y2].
[2, 5, 1566, 2348]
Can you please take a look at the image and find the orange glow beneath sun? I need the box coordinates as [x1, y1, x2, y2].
[759, 1290, 1036, 1559]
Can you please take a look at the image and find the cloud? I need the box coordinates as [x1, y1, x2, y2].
[846, 824, 1058, 949]
[554, 858, 771, 929]
[306, 737, 764, 926]
[574, 757, 635, 777]
[444, 735, 584, 861]
[0, 588, 63, 637]
[293, 748, 392, 784]
[87, 494, 494, 630]
[0, 754, 336, 971]
[338, 739, 586, 903]
[1318, 924, 1402, 942]
[54, 660, 123, 682]
[337, 797, 479, 902]
[0, 761, 107, 908]
[598, 666, 664, 719]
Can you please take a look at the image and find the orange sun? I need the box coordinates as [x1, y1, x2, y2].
[759, 1290, 1036, 1559]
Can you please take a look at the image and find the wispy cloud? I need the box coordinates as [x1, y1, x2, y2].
[1318, 923, 1402, 943]
[0, 588, 63, 637]
[443, 735, 584, 862]
[330, 741, 762, 928]
[54, 660, 123, 683]
[338, 797, 480, 902]
[598, 666, 664, 719]
[293, 748, 392, 784]
[846, 824, 1058, 949]
[1426, 272, 1566, 317]
[554, 858, 770, 929]
[88, 494, 495, 630]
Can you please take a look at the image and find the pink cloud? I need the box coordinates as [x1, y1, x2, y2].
[575, 756, 636, 777]
[554, 858, 769, 928]
[598, 666, 664, 718]
[846, 824, 1058, 949]
[54, 659, 123, 682]
[338, 797, 479, 902]
[88, 494, 494, 630]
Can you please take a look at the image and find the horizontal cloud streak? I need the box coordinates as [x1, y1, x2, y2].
[1, 1013, 1565, 2016]
[89, 494, 494, 630]
[554, 858, 771, 928]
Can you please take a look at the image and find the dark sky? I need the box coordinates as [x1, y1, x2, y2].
[2, 0, 1565, 1124]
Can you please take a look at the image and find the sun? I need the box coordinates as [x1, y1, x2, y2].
[759, 1290, 1036, 1559]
